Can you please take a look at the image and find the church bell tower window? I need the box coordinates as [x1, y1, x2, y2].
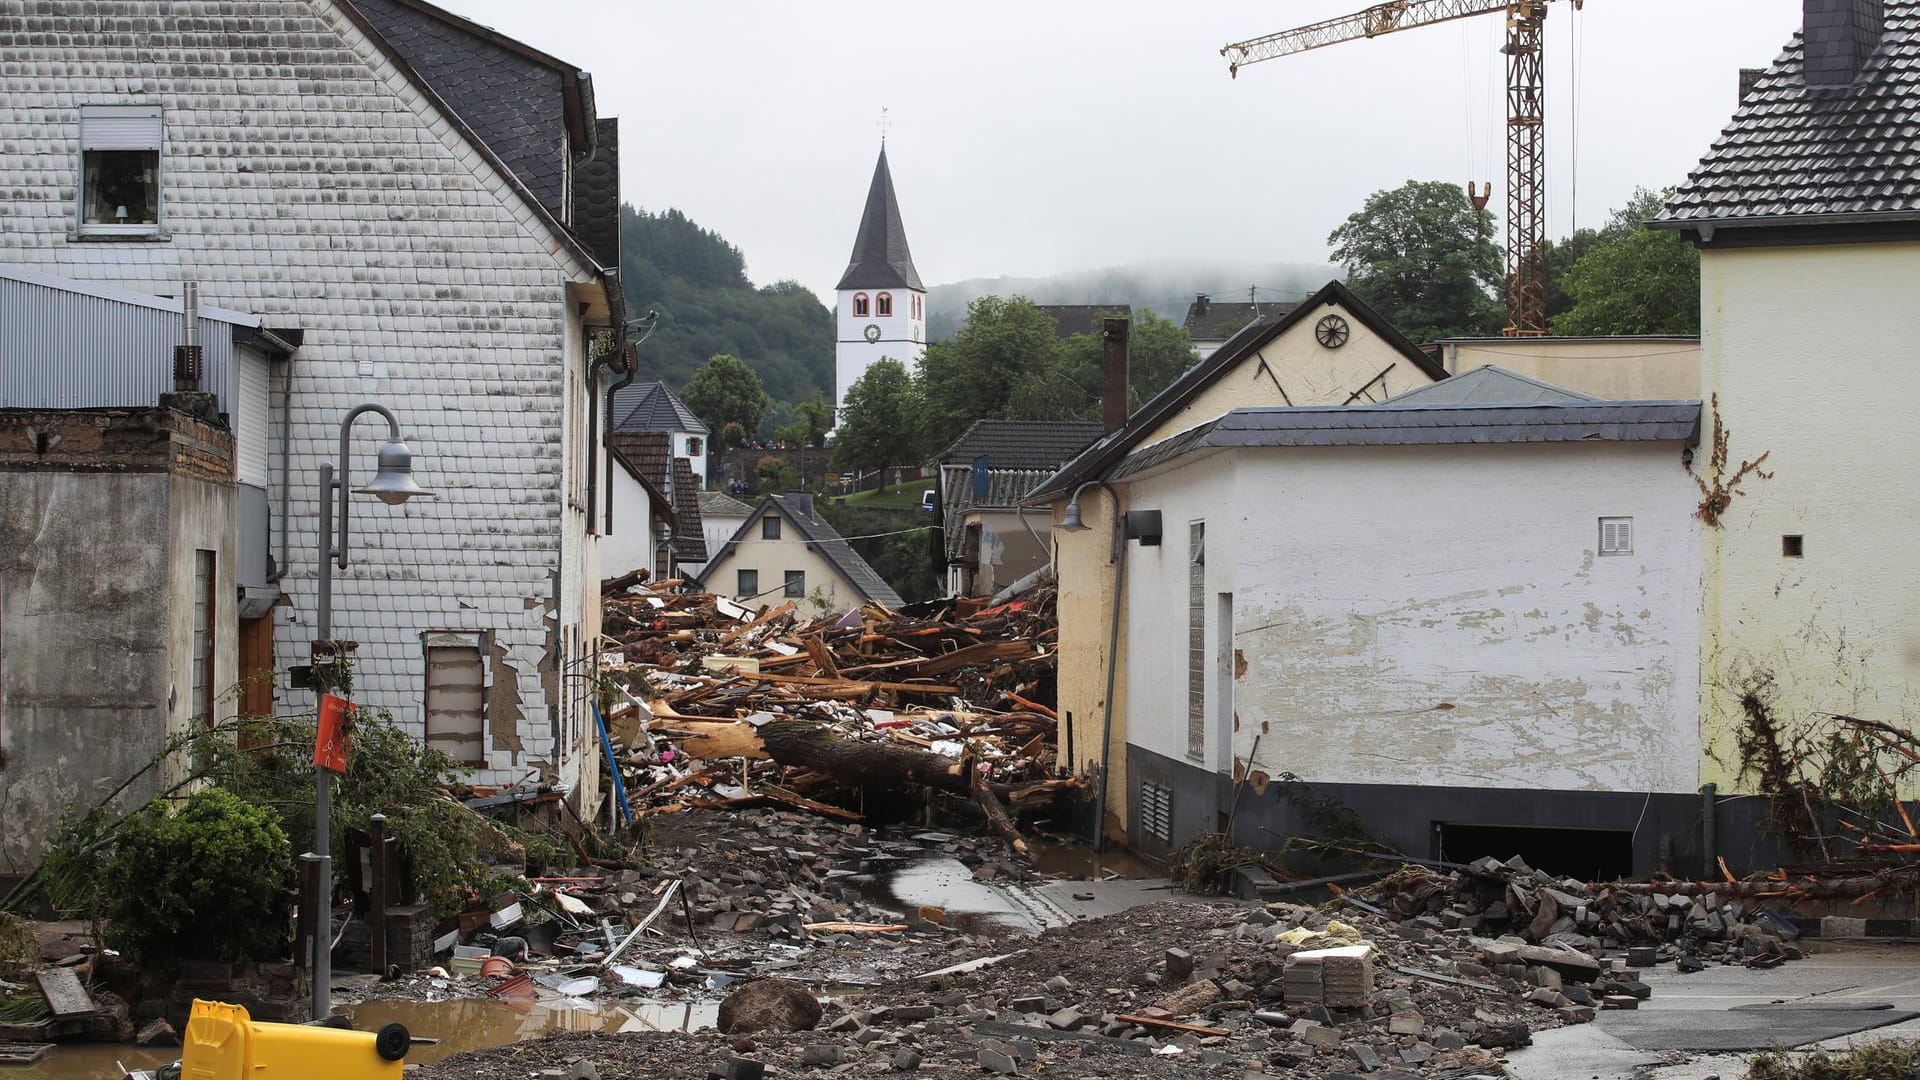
[852, 293, 870, 317]
[876, 292, 893, 317]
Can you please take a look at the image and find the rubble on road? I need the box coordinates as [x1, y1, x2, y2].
[595, 575, 1074, 836]
[1351, 854, 1805, 969]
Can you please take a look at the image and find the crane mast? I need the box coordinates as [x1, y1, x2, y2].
[1224, 0, 1573, 337]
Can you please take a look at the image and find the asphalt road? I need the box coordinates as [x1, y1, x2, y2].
[1507, 941, 1920, 1079]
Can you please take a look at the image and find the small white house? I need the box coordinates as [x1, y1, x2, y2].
[1107, 367, 1705, 879]
[611, 381, 709, 484]
[701, 494, 904, 618]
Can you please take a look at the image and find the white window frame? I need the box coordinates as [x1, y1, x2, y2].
[1598, 517, 1633, 556]
[77, 104, 164, 237]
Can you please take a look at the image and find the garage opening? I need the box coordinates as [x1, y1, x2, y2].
[1434, 822, 1634, 882]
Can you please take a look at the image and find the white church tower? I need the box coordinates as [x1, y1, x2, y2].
[835, 145, 926, 411]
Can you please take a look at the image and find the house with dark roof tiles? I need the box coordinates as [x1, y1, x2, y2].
[1653, 0, 1920, 807]
[700, 494, 904, 615]
[934, 420, 1103, 599]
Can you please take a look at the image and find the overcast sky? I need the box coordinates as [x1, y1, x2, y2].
[446, 0, 1806, 301]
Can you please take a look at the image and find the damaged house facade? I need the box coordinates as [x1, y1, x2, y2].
[0, 0, 631, 849]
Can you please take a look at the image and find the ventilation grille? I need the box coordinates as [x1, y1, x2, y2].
[1599, 517, 1633, 555]
[1140, 781, 1173, 843]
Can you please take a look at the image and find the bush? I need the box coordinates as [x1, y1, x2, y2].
[105, 787, 290, 973]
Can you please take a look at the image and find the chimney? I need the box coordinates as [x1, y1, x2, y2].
[785, 492, 814, 519]
[1738, 67, 1766, 100]
[1101, 316, 1130, 434]
[1193, 292, 1210, 317]
[1802, 0, 1884, 90]
[173, 280, 202, 391]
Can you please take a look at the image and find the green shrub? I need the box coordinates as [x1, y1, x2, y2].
[104, 787, 290, 973]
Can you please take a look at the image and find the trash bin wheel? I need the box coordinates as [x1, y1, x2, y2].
[375, 1022, 411, 1061]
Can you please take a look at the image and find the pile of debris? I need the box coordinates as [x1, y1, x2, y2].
[420, 876, 1721, 1080]
[596, 576, 1075, 850]
[1351, 855, 1804, 969]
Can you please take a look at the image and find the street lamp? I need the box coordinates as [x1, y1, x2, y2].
[308, 403, 433, 1019]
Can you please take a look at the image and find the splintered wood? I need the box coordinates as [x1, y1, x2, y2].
[598, 575, 1077, 840]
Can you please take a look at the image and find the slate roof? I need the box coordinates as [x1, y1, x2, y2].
[836, 147, 923, 292]
[1034, 305, 1132, 339]
[1182, 298, 1297, 341]
[1110, 401, 1704, 481]
[1027, 280, 1450, 503]
[572, 118, 621, 269]
[1380, 365, 1596, 406]
[697, 490, 755, 519]
[1654, 3, 1920, 232]
[936, 420, 1106, 469]
[609, 431, 706, 563]
[706, 494, 905, 608]
[348, 0, 591, 218]
[611, 381, 708, 434]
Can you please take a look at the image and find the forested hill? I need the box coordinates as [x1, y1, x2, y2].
[617, 206, 833, 408]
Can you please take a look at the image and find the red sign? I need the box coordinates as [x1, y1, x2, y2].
[314, 693, 354, 773]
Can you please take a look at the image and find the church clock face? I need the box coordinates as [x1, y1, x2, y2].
[864, 324, 881, 343]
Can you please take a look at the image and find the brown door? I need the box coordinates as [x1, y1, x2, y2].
[237, 612, 275, 750]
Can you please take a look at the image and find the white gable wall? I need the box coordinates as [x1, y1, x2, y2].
[1121, 441, 1701, 795]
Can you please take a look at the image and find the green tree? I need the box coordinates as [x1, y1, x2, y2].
[1553, 188, 1700, 336]
[915, 296, 1063, 451]
[834, 359, 923, 474]
[794, 391, 834, 448]
[1328, 180, 1502, 342]
[755, 455, 801, 494]
[1058, 309, 1196, 411]
[682, 354, 769, 453]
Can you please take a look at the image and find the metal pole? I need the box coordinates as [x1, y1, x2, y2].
[369, 813, 388, 976]
[311, 460, 335, 1020]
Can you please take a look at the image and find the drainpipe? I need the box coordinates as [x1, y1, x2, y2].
[1700, 782, 1717, 879]
[268, 350, 296, 583]
[599, 312, 660, 535]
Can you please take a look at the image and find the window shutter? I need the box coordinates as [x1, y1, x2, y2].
[81, 105, 163, 150]
[1599, 517, 1632, 555]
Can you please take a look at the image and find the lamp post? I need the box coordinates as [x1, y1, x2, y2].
[309, 403, 432, 1019]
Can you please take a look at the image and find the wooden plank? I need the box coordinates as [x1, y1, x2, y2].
[747, 673, 959, 695]
[36, 968, 97, 1017]
[1114, 1014, 1230, 1037]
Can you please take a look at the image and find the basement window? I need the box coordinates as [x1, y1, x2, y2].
[78, 105, 163, 236]
[1598, 517, 1632, 556]
[1435, 821, 1633, 882]
[1782, 534, 1804, 558]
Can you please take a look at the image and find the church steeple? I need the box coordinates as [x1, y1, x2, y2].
[836, 146, 923, 291]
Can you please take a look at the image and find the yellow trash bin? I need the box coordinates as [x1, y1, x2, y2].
[179, 999, 409, 1080]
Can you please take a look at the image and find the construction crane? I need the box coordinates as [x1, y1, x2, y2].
[1223, 0, 1581, 337]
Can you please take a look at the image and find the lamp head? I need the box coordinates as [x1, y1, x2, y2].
[355, 437, 434, 505]
[1058, 499, 1089, 532]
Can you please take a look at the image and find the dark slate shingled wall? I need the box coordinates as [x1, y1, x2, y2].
[351, 0, 569, 215]
[1804, 0, 1886, 87]
[572, 118, 620, 269]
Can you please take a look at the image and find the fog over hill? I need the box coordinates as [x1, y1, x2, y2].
[924, 258, 1338, 341]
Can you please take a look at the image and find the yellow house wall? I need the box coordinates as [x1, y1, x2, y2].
[1698, 242, 1920, 792]
[1054, 301, 1442, 839]
[1441, 339, 1701, 400]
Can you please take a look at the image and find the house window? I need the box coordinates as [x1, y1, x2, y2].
[737, 568, 759, 596]
[763, 516, 781, 539]
[686, 436, 702, 456]
[1783, 534, 1805, 558]
[424, 636, 486, 766]
[1598, 517, 1633, 556]
[852, 293, 870, 317]
[78, 105, 163, 235]
[193, 549, 215, 724]
[876, 292, 893, 317]
[1187, 522, 1206, 761]
[784, 570, 805, 598]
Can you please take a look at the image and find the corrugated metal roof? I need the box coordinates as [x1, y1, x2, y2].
[0, 265, 265, 416]
[1109, 401, 1703, 481]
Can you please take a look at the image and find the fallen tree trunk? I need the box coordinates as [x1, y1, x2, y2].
[665, 717, 1032, 851]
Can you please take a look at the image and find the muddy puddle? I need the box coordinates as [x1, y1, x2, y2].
[831, 836, 1157, 935]
[342, 997, 721, 1063]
